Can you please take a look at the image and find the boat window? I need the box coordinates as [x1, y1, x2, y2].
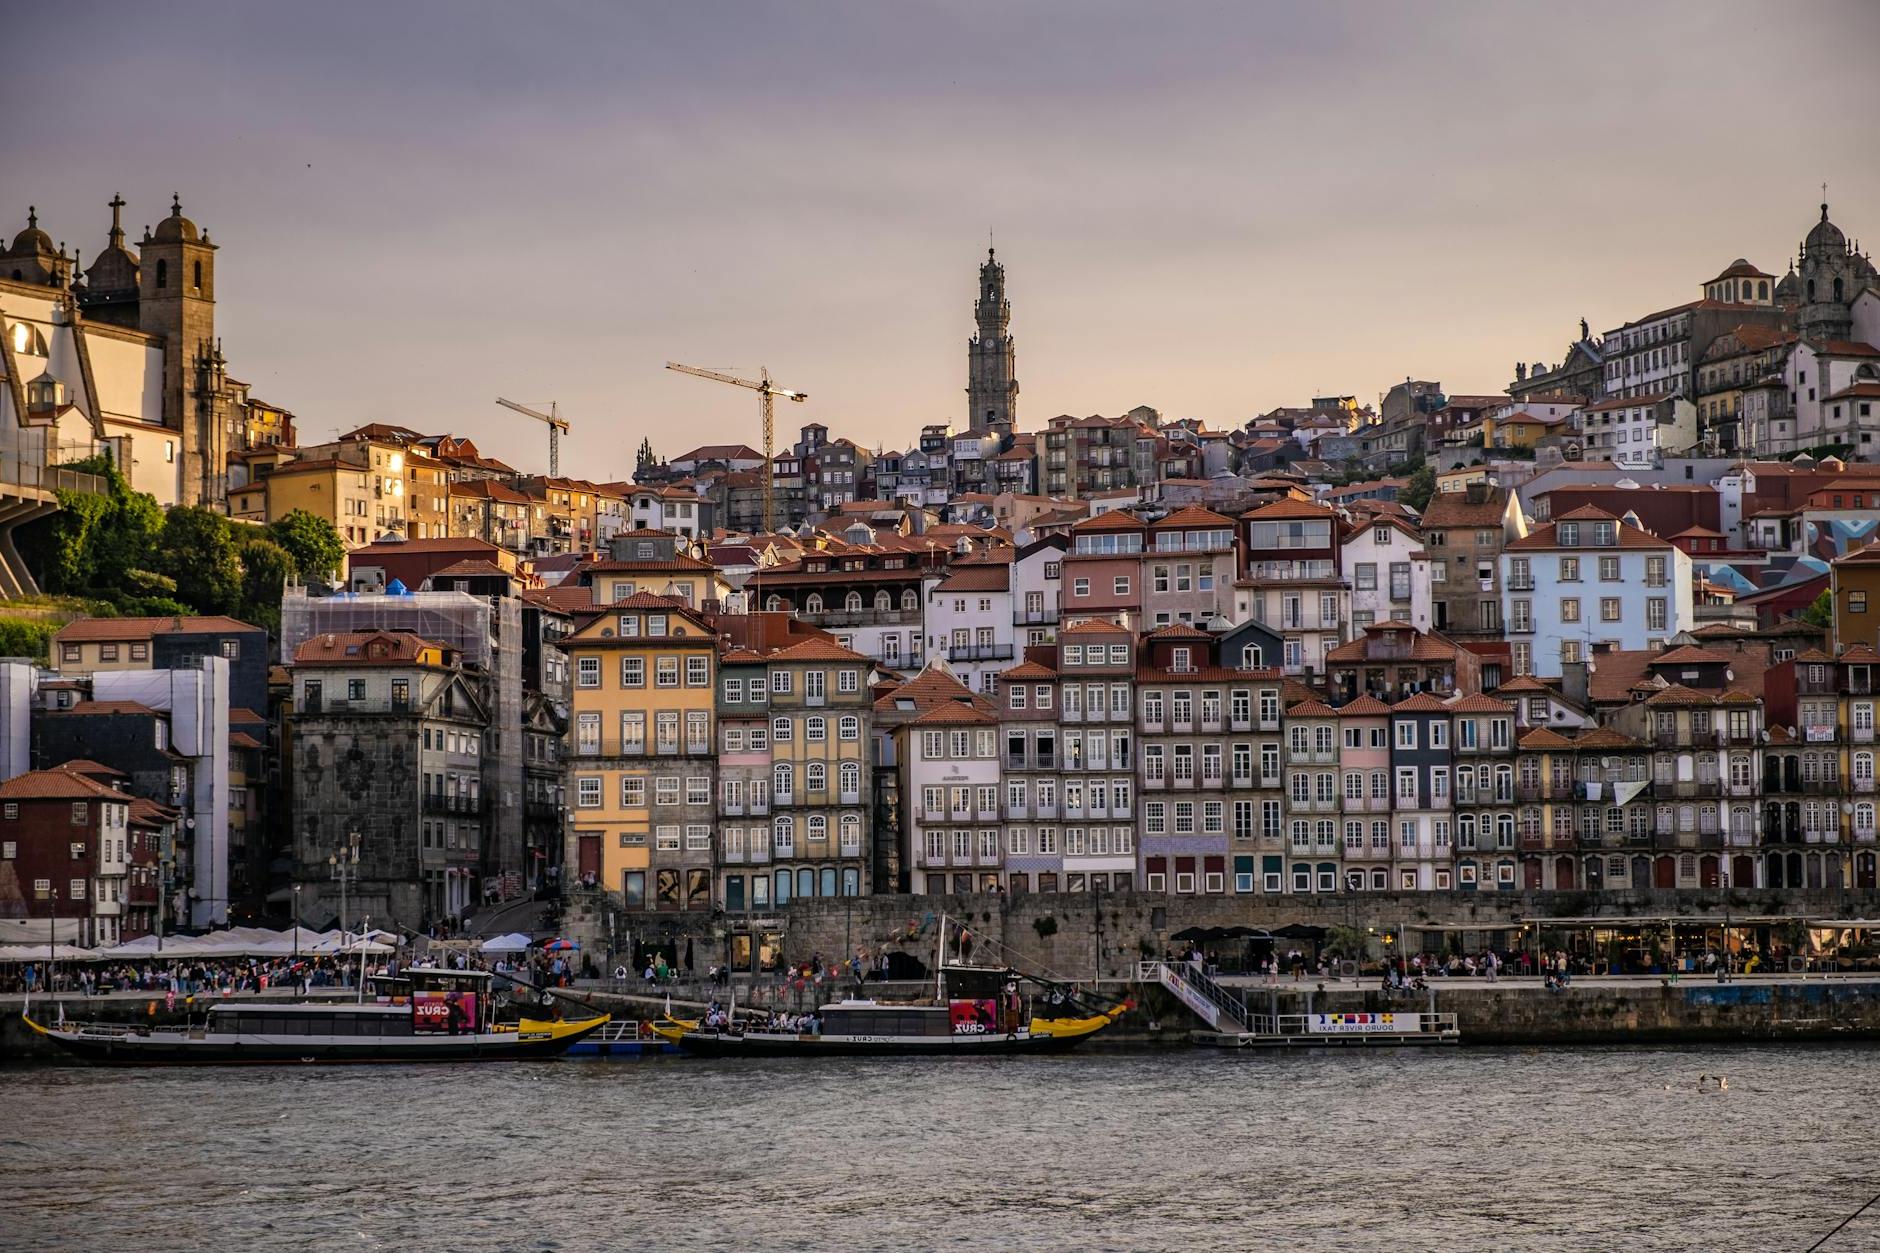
[382, 1016, 412, 1037]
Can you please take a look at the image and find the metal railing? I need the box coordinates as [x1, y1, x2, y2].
[1137, 960, 1251, 1033]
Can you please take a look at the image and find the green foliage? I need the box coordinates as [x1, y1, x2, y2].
[1399, 463, 1437, 513]
[1802, 589, 1834, 629]
[156, 507, 243, 615]
[0, 617, 58, 661]
[1032, 915, 1059, 940]
[1325, 924, 1375, 961]
[237, 538, 296, 635]
[266, 510, 346, 582]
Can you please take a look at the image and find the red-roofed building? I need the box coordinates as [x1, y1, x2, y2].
[1236, 496, 1347, 676]
[0, 765, 142, 944]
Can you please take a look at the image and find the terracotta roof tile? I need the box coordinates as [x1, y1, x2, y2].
[1446, 694, 1513, 713]
[292, 630, 450, 666]
[1518, 728, 1576, 750]
[0, 766, 127, 800]
[1286, 699, 1336, 717]
[1151, 506, 1236, 529]
[52, 615, 261, 643]
[1241, 497, 1336, 521]
[1391, 693, 1452, 713]
[1002, 661, 1058, 680]
[769, 638, 871, 664]
[1334, 695, 1394, 716]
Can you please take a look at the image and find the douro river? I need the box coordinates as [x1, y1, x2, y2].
[1, 1045, 1871, 1251]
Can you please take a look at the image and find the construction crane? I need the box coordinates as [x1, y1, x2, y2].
[495, 398, 571, 478]
[664, 362, 807, 533]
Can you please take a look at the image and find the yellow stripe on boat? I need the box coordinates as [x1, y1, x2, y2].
[515, 1014, 610, 1043]
[1027, 1002, 1130, 1040]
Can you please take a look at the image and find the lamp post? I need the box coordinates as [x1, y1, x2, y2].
[47, 883, 59, 994]
[292, 884, 303, 962]
[330, 831, 361, 982]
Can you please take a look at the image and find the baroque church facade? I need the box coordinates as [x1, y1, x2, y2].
[0, 195, 270, 522]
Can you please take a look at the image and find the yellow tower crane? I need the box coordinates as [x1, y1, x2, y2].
[495, 398, 571, 478]
[664, 363, 807, 533]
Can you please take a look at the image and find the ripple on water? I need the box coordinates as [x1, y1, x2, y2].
[0, 1046, 1870, 1252]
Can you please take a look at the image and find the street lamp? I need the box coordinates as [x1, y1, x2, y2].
[292, 884, 303, 961]
[47, 883, 59, 994]
[330, 832, 361, 983]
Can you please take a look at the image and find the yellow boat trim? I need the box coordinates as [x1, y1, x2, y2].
[646, 1015, 700, 1043]
[1028, 1001, 1130, 1040]
[515, 1013, 610, 1043]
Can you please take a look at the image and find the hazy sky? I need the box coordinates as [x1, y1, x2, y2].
[9, 1, 1879, 479]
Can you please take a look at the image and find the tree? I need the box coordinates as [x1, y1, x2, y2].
[156, 507, 242, 615]
[1400, 463, 1437, 513]
[1802, 589, 1834, 630]
[237, 538, 296, 635]
[17, 456, 160, 598]
[266, 510, 346, 582]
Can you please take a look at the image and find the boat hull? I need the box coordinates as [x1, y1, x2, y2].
[675, 1029, 1090, 1058]
[27, 1016, 609, 1066]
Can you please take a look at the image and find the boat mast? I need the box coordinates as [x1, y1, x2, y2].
[934, 913, 947, 1002]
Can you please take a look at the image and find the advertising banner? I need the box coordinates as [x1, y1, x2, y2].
[1307, 1012, 1418, 1034]
[948, 999, 997, 1035]
[413, 991, 478, 1033]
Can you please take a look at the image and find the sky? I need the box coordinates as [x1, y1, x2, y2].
[8, 1, 1880, 480]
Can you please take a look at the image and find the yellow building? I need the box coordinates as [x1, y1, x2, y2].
[579, 531, 732, 608]
[565, 594, 718, 910]
[404, 450, 453, 540]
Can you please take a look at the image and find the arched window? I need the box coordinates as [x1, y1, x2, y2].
[771, 716, 791, 742]
[901, 589, 918, 611]
[1495, 813, 1515, 844]
[1834, 277, 1845, 302]
[192, 259, 202, 290]
[772, 763, 793, 797]
[840, 813, 860, 847]
[7, 322, 47, 356]
[774, 868, 792, 904]
[806, 715, 825, 741]
[806, 762, 825, 792]
[798, 867, 816, 899]
[807, 814, 826, 842]
[765, 594, 784, 611]
[1807, 279, 1816, 302]
[1758, 280, 1769, 300]
[1855, 752, 1874, 785]
[805, 593, 824, 613]
[155, 259, 167, 288]
[838, 715, 860, 741]
[875, 590, 891, 612]
[839, 761, 860, 795]
[845, 591, 863, 612]
[773, 816, 794, 854]
[1241, 644, 1262, 667]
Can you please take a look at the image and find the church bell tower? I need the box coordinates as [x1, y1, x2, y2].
[966, 247, 1018, 435]
[138, 195, 224, 506]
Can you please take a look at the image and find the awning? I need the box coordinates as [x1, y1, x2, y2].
[0, 943, 93, 962]
[480, 932, 534, 953]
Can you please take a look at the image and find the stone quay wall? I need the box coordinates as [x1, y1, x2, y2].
[569, 886, 1880, 979]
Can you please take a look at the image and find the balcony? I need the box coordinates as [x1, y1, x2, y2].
[423, 795, 483, 817]
[948, 643, 1015, 662]
[798, 608, 918, 628]
[1017, 609, 1060, 626]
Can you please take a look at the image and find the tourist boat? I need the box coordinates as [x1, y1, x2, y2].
[23, 969, 609, 1066]
[657, 917, 1130, 1057]
[662, 987, 1129, 1057]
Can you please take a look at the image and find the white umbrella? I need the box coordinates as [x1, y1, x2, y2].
[480, 932, 533, 953]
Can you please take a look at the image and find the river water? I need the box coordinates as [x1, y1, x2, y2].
[1, 1045, 1871, 1252]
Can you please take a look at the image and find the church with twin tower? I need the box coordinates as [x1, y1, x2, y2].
[966, 246, 1018, 435]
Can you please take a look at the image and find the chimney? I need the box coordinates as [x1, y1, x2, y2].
[1561, 659, 1590, 710]
[1464, 483, 1489, 506]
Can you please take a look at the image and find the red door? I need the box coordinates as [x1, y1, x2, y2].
[1732, 854, 1756, 887]
[1700, 855, 1720, 888]
[1653, 856, 1677, 889]
[578, 834, 601, 879]
[1554, 856, 1576, 890]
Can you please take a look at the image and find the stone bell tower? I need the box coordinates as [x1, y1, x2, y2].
[137, 195, 224, 506]
[966, 246, 1018, 435]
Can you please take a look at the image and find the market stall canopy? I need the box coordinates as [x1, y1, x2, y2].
[480, 932, 534, 953]
[0, 943, 93, 962]
[0, 919, 81, 945]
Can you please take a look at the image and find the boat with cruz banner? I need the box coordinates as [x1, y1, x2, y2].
[24, 969, 609, 1065]
[654, 914, 1130, 1057]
